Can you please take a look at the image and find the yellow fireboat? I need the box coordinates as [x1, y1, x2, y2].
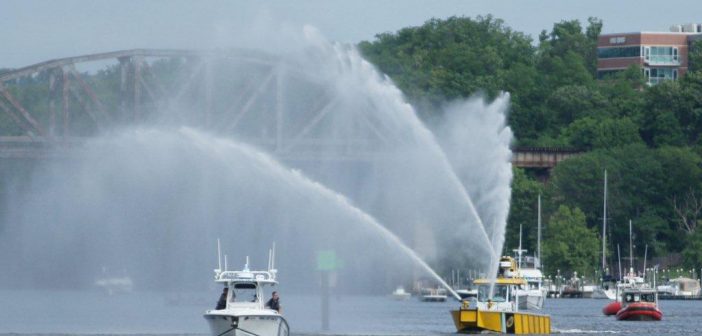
[450, 257, 551, 334]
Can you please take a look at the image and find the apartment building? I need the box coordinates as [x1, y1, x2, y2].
[597, 24, 702, 85]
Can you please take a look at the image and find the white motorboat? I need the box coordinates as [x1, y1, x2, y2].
[94, 276, 133, 295]
[657, 277, 701, 297]
[420, 287, 448, 302]
[592, 284, 617, 300]
[511, 205, 547, 310]
[391, 286, 411, 300]
[94, 267, 133, 295]
[203, 241, 289, 336]
[455, 288, 478, 299]
[517, 266, 547, 309]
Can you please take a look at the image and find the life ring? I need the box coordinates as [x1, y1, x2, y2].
[506, 315, 515, 328]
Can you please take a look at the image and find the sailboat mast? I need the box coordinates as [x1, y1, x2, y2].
[629, 219, 634, 273]
[644, 244, 648, 279]
[518, 223, 523, 268]
[617, 244, 622, 279]
[602, 169, 608, 273]
[537, 194, 542, 268]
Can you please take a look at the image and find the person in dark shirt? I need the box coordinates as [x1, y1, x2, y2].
[215, 287, 228, 310]
[265, 291, 281, 313]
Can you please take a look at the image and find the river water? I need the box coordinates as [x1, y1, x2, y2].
[1, 290, 701, 335]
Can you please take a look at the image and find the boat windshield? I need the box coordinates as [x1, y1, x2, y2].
[230, 283, 258, 303]
[477, 284, 508, 302]
[624, 292, 656, 303]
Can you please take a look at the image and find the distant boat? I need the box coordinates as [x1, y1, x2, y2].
[391, 286, 411, 300]
[593, 169, 617, 301]
[657, 277, 701, 298]
[512, 203, 547, 310]
[94, 266, 133, 295]
[420, 287, 448, 302]
[455, 288, 478, 300]
[94, 276, 133, 295]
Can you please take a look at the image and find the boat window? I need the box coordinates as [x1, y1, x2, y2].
[477, 285, 490, 302]
[625, 294, 634, 302]
[230, 283, 258, 302]
[477, 284, 508, 302]
[641, 293, 655, 302]
[492, 285, 508, 302]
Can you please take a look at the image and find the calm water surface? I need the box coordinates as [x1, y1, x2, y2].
[1, 290, 701, 335]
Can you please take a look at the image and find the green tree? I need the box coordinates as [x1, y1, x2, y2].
[359, 15, 535, 114]
[688, 40, 702, 73]
[683, 229, 702, 269]
[542, 205, 601, 276]
[506, 168, 544, 253]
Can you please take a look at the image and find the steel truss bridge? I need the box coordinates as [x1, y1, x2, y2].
[0, 49, 580, 167]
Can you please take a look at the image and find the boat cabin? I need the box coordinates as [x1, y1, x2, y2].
[622, 289, 657, 306]
[216, 267, 278, 310]
[473, 278, 527, 311]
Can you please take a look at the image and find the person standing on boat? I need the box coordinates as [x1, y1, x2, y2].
[215, 287, 228, 310]
[266, 291, 281, 313]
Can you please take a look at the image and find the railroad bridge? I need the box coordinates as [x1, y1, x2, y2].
[0, 49, 581, 168]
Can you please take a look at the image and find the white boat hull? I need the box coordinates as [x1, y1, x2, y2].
[392, 293, 411, 300]
[515, 289, 546, 310]
[526, 293, 544, 310]
[592, 288, 617, 300]
[204, 312, 289, 336]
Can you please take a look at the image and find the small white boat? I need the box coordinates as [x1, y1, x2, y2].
[391, 286, 411, 300]
[657, 277, 701, 297]
[420, 287, 448, 302]
[455, 288, 478, 299]
[203, 241, 289, 336]
[94, 276, 133, 295]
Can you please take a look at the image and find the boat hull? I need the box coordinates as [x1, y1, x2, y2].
[592, 288, 617, 300]
[615, 303, 662, 321]
[451, 308, 550, 334]
[421, 295, 447, 302]
[204, 313, 289, 336]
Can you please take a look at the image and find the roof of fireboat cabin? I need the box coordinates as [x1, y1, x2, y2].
[474, 277, 527, 285]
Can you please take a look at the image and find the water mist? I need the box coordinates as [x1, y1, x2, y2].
[0, 24, 514, 301]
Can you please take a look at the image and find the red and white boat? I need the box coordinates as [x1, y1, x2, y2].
[614, 287, 662, 321]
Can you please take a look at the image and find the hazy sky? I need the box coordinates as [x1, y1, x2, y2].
[2, 0, 702, 68]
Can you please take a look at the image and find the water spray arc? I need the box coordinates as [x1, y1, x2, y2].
[186, 129, 463, 300]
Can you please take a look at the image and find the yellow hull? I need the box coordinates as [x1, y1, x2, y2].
[451, 309, 551, 334]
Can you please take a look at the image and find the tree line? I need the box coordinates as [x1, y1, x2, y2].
[359, 15, 702, 278]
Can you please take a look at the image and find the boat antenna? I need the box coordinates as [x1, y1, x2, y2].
[602, 169, 608, 274]
[537, 194, 542, 268]
[217, 238, 222, 272]
[271, 242, 276, 270]
[245, 256, 250, 272]
[268, 247, 272, 271]
[224, 254, 228, 272]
